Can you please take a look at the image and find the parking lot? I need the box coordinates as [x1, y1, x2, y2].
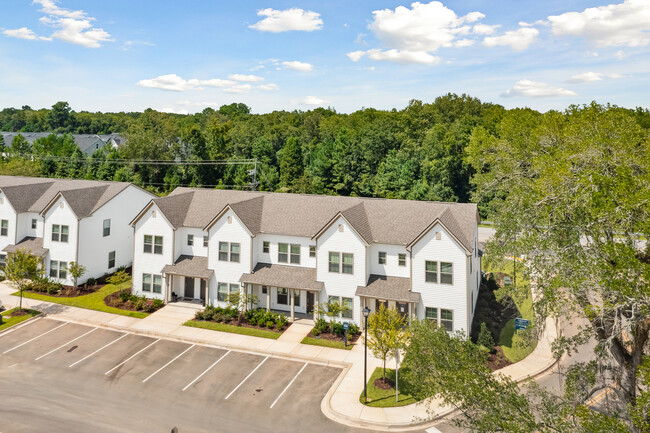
[0, 317, 360, 433]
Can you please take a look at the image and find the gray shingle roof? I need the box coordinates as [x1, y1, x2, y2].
[0, 175, 136, 217]
[0, 132, 124, 156]
[355, 274, 421, 303]
[151, 187, 478, 251]
[3, 236, 48, 257]
[240, 262, 324, 291]
[161, 255, 213, 279]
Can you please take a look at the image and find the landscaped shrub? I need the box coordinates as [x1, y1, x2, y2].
[106, 270, 130, 285]
[348, 323, 360, 335]
[142, 300, 157, 313]
[477, 322, 495, 350]
[333, 322, 344, 335]
[276, 315, 288, 330]
[315, 318, 328, 333]
[152, 299, 164, 309]
[133, 296, 146, 311]
[312, 328, 320, 336]
[119, 290, 131, 303]
[85, 277, 97, 287]
[266, 320, 275, 329]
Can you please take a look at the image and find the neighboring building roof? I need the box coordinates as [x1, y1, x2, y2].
[355, 274, 421, 303]
[239, 262, 324, 291]
[0, 175, 137, 217]
[144, 187, 478, 251]
[0, 132, 124, 156]
[3, 236, 48, 257]
[161, 255, 213, 279]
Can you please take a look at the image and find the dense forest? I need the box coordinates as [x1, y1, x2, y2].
[1, 96, 648, 218]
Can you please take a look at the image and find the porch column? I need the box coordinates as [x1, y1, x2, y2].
[290, 288, 295, 322]
[267, 288, 271, 312]
[313, 291, 318, 321]
[408, 302, 412, 325]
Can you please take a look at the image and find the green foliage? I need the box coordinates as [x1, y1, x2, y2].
[477, 322, 495, 350]
[318, 300, 347, 334]
[67, 261, 86, 288]
[5, 249, 42, 311]
[106, 270, 130, 285]
[367, 304, 409, 381]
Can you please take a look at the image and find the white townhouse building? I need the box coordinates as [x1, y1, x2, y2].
[131, 188, 481, 333]
[0, 176, 154, 285]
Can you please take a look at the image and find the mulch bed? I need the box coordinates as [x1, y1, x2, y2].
[310, 330, 362, 344]
[104, 290, 142, 312]
[24, 284, 105, 298]
[197, 318, 289, 334]
[374, 377, 396, 390]
[5, 309, 30, 316]
[487, 346, 513, 371]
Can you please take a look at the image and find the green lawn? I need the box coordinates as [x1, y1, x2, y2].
[483, 255, 537, 363]
[360, 367, 418, 407]
[14, 281, 148, 319]
[0, 307, 41, 332]
[301, 335, 355, 350]
[184, 319, 282, 340]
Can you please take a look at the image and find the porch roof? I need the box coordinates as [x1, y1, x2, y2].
[2, 236, 48, 257]
[161, 255, 213, 279]
[239, 262, 324, 291]
[356, 274, 421, 303]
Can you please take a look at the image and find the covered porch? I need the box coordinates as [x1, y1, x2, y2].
[240, 262, 324, 322]
[356, 274, 421, 323]
[161, 255, 213, 304]
[2, 236, 49, 269]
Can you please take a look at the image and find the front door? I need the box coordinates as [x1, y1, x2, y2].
[200, 279, 206, 303]
[185, 277, 194, 299]
[376, 299, 388, 312]
[306, 291, 314, 314]
[396, 302, 408, 318]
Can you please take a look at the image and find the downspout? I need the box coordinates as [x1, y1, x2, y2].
[466, 252, 470, 335]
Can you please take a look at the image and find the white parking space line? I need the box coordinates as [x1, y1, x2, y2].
[0, 317, 42, 338]
[69, 333, 128, 368]
[182, 350, 231, 391]
[269, 362, 308, 409]
[225, 356, 268, 400]
[105, 338, 160, 375]
[3, 322, 68, 354]
[35, 327, 97, 361]
[142, 344, 195, 383]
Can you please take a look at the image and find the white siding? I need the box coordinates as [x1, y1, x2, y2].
[411, 223, 469, 334]
[0, 193, 17, 252]
[132, 204, 174, 300]
[43, 197, 78, 286]
[176, 227, 209, 258]
[207, 209, 251, 306]
[367, 243, 410, 279]
[78, 185, 153, 284]
[255, 234, 316, 268]
[316, 217, 366, 324]
[17, 212, 42, 242]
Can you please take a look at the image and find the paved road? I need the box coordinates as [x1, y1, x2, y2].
[0, 318, 381, 433]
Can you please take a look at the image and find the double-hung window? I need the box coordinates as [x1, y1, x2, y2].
[52, 224, 69, 242]
[230, 243, 240, 262]
[142, 273, 152, 292]
[290, 244, 300, 264]
[278, 243, 288, 263]
[218, 242, 229, 261]
[217, 282, 229, 302]
[440, 262, 453, 284]
[309, 245, 316, 258]
[153, 275, 162, 293]
[328, 252, 340, 273]
[144, 235, 163, 254]
[425, 307, 438, 322]
[277, 287, 288, 305]
[218, 242, 240, 262]
[103, 219, 111, 237]
[203, 236, 209, 247]
[187, 234, 194, 246]
[31, 219, 37, 229]
[108, 251, 115, 268]
[440, 309, 453, 331]
[50, 261, 67, 279]
[328, 252, 353, 274]
[0, 220, 7, 236]
[342, 253, 354, 274]
[378, 251, 386, 265]
[263, 241, 270, 254]
[342, 297, 353, 318]
[398, 253, 406, 267]
[425, 261, 438, 283]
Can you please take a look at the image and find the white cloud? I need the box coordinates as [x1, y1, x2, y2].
[503, 80, 577, 98]
[249, 64, 265, 71]
[347, 48, 440, 64]
[249, 8, 323, 33]
[257, 83, 279, 91]
[223, 84, 252, 94]
[136, 74, 235, 91]
[33, 0, 85, 19]
[178, 101, 219, 107]
[160, 106, 189, 115]
[454, 39, 475, 47]
[482, 27, 539, 50]
[548, 0, 650, 47]
[228, 74, 264, 82]
[122, 40, 155, 50]
[472, 23, 499, 35]
[281, 60, 314, 71]
[567, 71, 624, 83]
[615, 50, 626, 59]
[2, 27, 51, 41]
[303, 96, 329, 106]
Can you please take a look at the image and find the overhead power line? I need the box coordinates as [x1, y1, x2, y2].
[25, 154, 257, 166]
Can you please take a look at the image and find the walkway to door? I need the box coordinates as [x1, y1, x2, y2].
[130, 303, 200, 334]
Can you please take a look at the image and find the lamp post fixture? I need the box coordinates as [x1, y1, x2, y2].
[362, 306, 371, 404]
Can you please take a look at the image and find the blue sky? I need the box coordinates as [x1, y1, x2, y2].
[1, 0, 648, 114]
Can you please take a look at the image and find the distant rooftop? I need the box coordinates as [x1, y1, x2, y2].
[0, 132, 124, 156]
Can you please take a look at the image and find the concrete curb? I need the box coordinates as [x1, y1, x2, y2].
[0, 311, 44, 336]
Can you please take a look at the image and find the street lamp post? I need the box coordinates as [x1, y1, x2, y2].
[362, 306, 371, 404]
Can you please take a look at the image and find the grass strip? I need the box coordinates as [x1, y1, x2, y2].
[300, 336, 354, 350]
[0, 307, 41, 332]
[14, 281, 148, 319]
[184, 319, 282, 340]
[360, 367, 418, 407]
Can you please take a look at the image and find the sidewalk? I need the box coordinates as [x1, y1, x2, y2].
[0, 285, 559, 431]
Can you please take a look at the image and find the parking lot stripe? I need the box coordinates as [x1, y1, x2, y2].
[104, 338, 160, 375]
[35, 327, 98, 361]
[69, 333, 128, 368]
[182, 350, 231, 392]
[225, 356, 268, 400]
[142, 344, 195, 383]
[3, 321, 68, 354]
[269, 362, 308, 409]
[0, 316, 42, 338]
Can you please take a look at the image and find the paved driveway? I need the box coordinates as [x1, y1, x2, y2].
[0, 317, 366, 433]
